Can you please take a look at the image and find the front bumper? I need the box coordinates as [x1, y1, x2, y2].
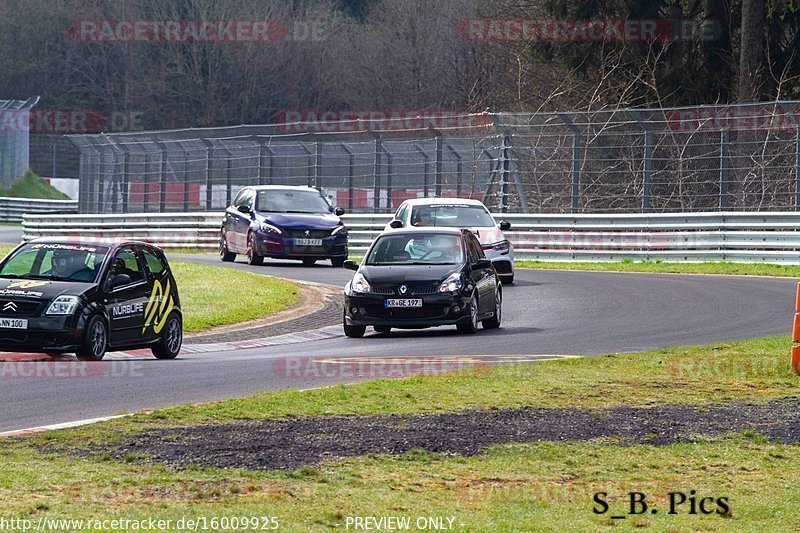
[0, 315, 84, 352]
[344, 291, 473, 328]
[254, 232, 348, 259]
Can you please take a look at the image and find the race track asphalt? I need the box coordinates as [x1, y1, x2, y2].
[0, 253, 795, 433]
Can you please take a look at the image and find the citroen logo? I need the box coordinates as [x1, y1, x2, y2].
[3, 302, 17, 313]
[399, 285, 408, 295]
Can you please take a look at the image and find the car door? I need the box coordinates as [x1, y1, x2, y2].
[104, 246, 151, 347]
[227, 188, 254, 253]
[466, 232, 494, 314]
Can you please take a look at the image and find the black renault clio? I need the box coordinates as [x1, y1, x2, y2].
[342, 228, 502, 337]
[0, 239, 182, 360]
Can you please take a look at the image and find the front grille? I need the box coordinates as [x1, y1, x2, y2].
[285, 228, 331, 239]
[0, 331, 28, 342]
[364, 305, 446, 319]
[371, 286, 395, 295]
[368, 284, 438, 296]
[0, 300, 42, 317]
[411, 285, 438, 295]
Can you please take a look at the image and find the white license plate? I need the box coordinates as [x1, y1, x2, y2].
[385, 299, 423, 308]
[0, 318, 27, 329]
[295, 238, 323, 246]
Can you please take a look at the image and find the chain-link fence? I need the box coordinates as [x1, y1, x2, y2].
[0, 97, 39, 188]
[29, 102, 800, 214]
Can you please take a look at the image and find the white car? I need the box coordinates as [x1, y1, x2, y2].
[385, 198, 515, 284]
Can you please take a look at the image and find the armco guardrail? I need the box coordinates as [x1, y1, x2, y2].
[20, 211, 800, 264]
[0, 197, 78, 223]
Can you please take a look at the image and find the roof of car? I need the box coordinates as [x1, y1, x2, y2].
[380, 227, 467, 236]
[24, 237, 159, 250]
[397, 197, 488, 208]
[245, 185, 322, 192]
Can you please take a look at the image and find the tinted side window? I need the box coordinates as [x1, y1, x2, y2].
[142, 249, 166, 277]
[466, 234, 482, 263]
[110, 248, 144, 284]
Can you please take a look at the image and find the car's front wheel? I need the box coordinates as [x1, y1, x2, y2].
[343, 312, 366, 338]
[76, 315, 107, 361]
[247, 232, 263, 266]
[456, 295, 479, 334]
[152, 313, 182, 359]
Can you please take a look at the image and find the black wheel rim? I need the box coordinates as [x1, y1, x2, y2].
[91, 320, 106, 357]
[166, 318, 182, 354]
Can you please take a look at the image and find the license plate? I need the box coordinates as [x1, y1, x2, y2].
[0, 318, 27, 329]
[385, 299, 423, 308]
[295, 238, 322, 246]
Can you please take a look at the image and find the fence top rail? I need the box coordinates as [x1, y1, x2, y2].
[0, 197, 77, 205]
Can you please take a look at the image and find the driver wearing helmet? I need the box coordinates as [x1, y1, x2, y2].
[45, 248, 95, 282]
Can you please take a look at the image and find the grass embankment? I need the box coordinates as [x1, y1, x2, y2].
[0, 247, 299, 334]
[3, 336, 800, 530]
[1, 170, 70, 200]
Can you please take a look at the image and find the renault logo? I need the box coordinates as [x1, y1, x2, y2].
[399, 285, 408, 295]
[3, 302, 17, 312]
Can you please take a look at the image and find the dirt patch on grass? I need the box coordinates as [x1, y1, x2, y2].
[107, 397, 800, 470]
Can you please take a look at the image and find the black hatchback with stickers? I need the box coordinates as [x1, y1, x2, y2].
[0, 239, 182, 360]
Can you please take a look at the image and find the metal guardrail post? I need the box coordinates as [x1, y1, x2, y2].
[556, 113, 582, 213]
[413, 143, 431, 197]
[720, 129, 730, 210]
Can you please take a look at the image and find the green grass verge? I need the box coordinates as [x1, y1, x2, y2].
[3, 336, 799, 530]
[0, 247, 299, 334]
[516, 259, 800, 277]
[1, 170, 70, 200]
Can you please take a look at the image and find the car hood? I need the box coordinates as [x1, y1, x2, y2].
[258, 212, 341, 229]
[0, 278, 95, 302]
[359, 264, 461, 284]
[469, 227, 505, 245]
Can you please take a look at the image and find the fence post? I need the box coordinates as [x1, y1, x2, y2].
[299, 142, 313, 188]
[446, 143, 463, 197]
[373, 134, 382, 212]
[628, 110, 653, 213]
[413, 143, 431, 197]
[256, 137, 274, 186]
[314, 141, 322, 188]
[342, 143, 355, 210]
[720, 129, 730, 210]
[181, 142, 190, 212]
[120, 143, 130, 214]
[154, 141, 168, 212]
[433, 128, 443, 197]
[796, 128, 800, 211]
[556, 113, 581, 213]
[200, 139, 213, 210]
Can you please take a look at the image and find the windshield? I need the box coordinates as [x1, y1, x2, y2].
[366, 233, 463, 265]
[256, 190, 331, 214]
[409, 204, 496, 228]
[0, 243, 109, 283]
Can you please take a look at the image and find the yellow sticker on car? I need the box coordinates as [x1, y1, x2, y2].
[142, 279, 174, 334]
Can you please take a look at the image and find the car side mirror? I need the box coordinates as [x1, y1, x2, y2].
[109, 273, 131, 289]
[499, 220, 511, 231]
[334, 207, 345, 216]
[474, 258, 492, 270]
[237, 205, 251, 214]
[389, 219, 403, 229]
[343, 260, 359, 271]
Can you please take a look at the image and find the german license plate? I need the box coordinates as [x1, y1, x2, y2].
[0, 318, 27, 329]
[295, 238, 322, 246]
[385, 299, 422, 308]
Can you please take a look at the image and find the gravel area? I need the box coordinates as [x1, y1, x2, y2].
[108, 397, 800, 470]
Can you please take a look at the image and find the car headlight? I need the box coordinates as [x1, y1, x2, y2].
[259, 222, 282, 235]
[46, 295, 80, 315]
[438, 272, 463, 293]
[331, 224, 347, 236]
[492, 240, 510, 254]
[351, 273, 371, 294]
